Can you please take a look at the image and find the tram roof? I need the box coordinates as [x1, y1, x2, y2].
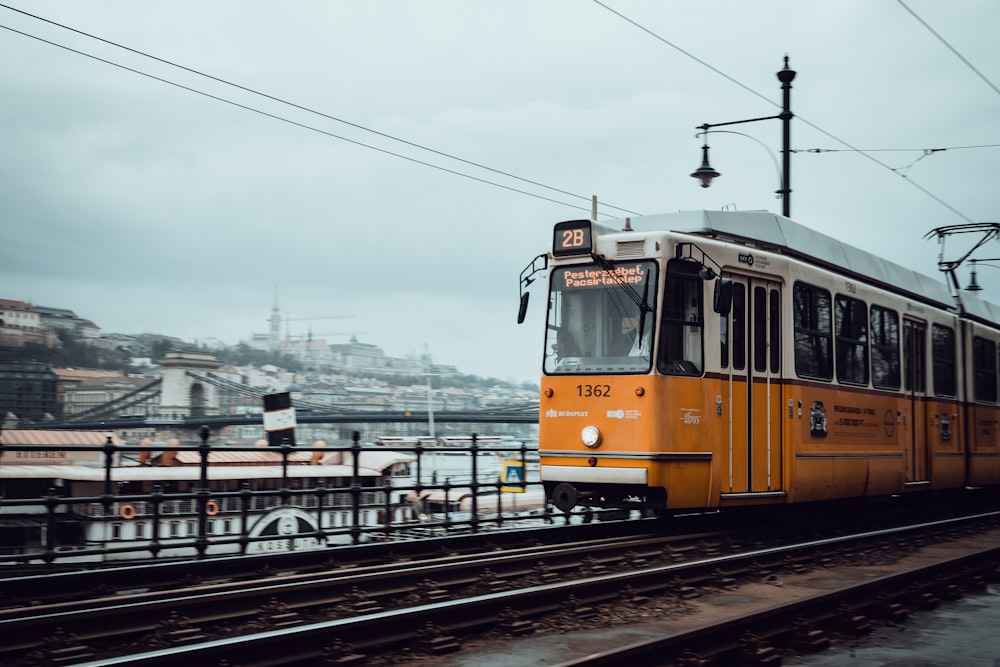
[624, 210, 955, 309]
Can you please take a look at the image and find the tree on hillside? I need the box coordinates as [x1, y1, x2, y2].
[0, 332, 135, 371]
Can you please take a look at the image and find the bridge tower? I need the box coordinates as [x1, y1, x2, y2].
[159, 350, 223, 418]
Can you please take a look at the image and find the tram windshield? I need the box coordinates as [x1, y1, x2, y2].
[544, 260, 657, 374]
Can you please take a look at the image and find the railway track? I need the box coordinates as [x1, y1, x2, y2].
[6, 510, 999, 666]
[0, 513, 657, 606]
[1, 526, 741, 664]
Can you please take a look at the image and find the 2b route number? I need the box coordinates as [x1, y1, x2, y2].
[562, 229, 586, 248]
[577, 384, 611, 397]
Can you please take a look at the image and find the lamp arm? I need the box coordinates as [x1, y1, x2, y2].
[698, 114, 782, 131]
[696, 129, 783, 199]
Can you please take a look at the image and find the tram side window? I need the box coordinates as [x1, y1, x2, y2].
[932, 324, 957, 397]
[658, 261, 703, 376]
[720, 306, 728, 369]
[835, 294, 869, 385]
[754, 286, 767, 372]
[870, 305, 900, 390]
[973, 336, 998, 403]
[751, 286, 780, 373]
[769, 289, 780, 374]
[793, 282, 832, 380]
[732, 283, 746, 370]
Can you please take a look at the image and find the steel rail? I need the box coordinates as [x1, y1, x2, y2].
[40, 510, 1000, 667]
[0, 528, 731, 657]
[554, 546, 1000, 666]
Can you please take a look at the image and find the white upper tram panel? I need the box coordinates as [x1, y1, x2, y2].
[608, 210, 956, 309]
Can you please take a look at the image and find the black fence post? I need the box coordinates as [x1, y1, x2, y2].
[239, 481, 252, 555]
[382, 481, 393, 537]
[350, 431, 362, 544]
[196, 426, 211, 559]
[442, 478, 452, 530]
[43, 486, 59, 564]
[150, 483, 163, 558]
[413, 439, 424, 501]
[469, 433, 479, 533]
[314, 482, 327, 546]
[102, 436, 116, 517]
[280, 438, 292, 507]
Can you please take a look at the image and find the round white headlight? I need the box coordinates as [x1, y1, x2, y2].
[581, 425, 601, 448]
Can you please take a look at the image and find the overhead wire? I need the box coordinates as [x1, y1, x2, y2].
[3, 3, 993, 224]
[0, 3, 642, 219]
[795, 143, 1000, 176]
[591, 0, 984, 224]
[897, 0, 1000, 98]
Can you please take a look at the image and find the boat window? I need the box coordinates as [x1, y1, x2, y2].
[544, 260, 657, 374]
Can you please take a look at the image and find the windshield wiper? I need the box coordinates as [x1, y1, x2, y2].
[590, 253, 653, 315]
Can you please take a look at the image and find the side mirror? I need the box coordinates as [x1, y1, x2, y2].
[713, 278, 733, 315]
[517, 292, 530, 324]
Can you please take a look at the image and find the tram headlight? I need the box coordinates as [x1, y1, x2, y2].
[581, 425, 602, 448]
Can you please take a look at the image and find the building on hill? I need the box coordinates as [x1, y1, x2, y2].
[32, 304, 84, 334]
[0, 299, 41, 331]
[0, 299, 60, 349]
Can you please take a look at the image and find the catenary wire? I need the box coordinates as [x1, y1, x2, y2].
[0, 23, 619, 217]
[591, 0, 978, 223]
[897, 0, 1000, 97]
[0, 3, 642, 219]
[795, 144, 1000, 176]
[797, 144, 1000, 153]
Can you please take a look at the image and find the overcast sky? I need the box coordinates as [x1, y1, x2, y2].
[3, 1, 998, 384]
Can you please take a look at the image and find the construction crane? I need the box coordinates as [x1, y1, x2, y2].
[282, 314, 356, 339]
[285, 331, 371, 342]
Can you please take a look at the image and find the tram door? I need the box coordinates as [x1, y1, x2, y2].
[723, 275, 784, 493]
[902, 318, 929, 482]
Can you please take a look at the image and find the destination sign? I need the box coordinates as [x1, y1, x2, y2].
[561, 263, 647, 288]
[553, 219, 593, 257]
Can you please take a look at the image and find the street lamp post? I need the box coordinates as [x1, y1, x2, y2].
[691, 56, 796, 218]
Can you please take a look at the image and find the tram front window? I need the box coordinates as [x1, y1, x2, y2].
[544, 260, 657, 374]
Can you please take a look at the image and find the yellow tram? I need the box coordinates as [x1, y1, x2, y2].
[518, 210, 1000, 513]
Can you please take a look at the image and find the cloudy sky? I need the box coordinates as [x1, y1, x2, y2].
[3, 1, 998, 384]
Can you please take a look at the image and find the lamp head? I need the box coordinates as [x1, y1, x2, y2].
[691, 144, 720, 188]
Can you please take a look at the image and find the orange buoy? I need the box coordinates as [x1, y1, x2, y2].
[205, 500, 219, 516]
[119, 504, 137, 520]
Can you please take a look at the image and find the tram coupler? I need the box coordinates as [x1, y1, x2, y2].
[552, 483, 591, 513]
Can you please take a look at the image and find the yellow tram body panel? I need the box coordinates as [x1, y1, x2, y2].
[967, 401, 1000, 487]
[784, 384, 905, 503]
[540, 374, 729, 510]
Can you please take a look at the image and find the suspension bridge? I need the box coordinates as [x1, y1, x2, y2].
[30, 351, 539, 433]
